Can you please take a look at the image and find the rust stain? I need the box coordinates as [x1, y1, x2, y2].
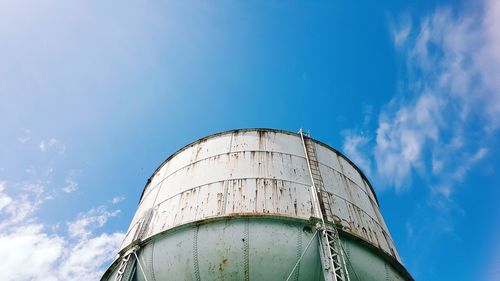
[219, 257, 228, 272]
[194, 145, 203, 161]
[257, 130, 265, 142]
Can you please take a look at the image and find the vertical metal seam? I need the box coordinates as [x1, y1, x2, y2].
[295, 228, 302, 281]
[221, 180, 229, 215]
[243, 219, 250, 281]
[228, 132, 234, 153]
[151, 180, 163, 208]
[193, 227, 201, 281]
[149, 243, 156, 281]
[385, 262, 390, 281]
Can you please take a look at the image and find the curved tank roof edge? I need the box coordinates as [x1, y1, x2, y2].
[139, 128, 380, 206]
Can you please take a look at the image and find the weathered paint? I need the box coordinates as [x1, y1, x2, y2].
[120, 130, 398, 260]
[102, 129, 412, 281]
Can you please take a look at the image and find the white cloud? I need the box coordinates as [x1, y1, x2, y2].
[362, 104, 374, 126]
[344, 0, 498, 194]
[18, 137, 30, 143]
[58, 232, 123, 281]
[392, 17, 411, 49]
[109, 195, 125, 205]
[61, 170, 81, 193]
[0, 224, 123, 281]
[58, 144, 67, 155]
[0, 181, 52, 229]
[450, 147, 488, 182]
[0, 224, 65, 281]
[405, 221, 414, 241]
[342, 133, 372, 175]
[432, 184, 452, 199]
[374, 93, 443, 190]
[67, 206, 120, 239]
[0, 181, 124, 281]
[0, 181, 13, 211]
[62, 179, 78, 193]
[17, 129, 31, 143]
[39, 138, 57, 152]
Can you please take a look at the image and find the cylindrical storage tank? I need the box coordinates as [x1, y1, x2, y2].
[101, 129, 413, 281]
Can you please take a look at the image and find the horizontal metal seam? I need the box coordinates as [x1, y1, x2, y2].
[149, 178, 387, 235]
[142, 150, 312, 203]
[143, 154, 375, 216]
[193, 227, 200, 281]
[129, 186, 394, 256]
[151, 177, 313, 208]
[317, 162, 377, 204]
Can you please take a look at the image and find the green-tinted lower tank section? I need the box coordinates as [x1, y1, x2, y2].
[341, 234, 411, 281]
[102, 217, 411, 281]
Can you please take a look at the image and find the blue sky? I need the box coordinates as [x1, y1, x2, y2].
[0, 1, 498, 280]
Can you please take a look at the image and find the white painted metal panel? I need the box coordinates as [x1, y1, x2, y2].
[346, 179, 378, 219]
[315, 144, 343, 173]
[132, 183, 160, 227]
[153, 151, 311, 205]
[229, 131, 305, 156]
[363, 179, 378, 204]
[320, 165, 350, 200]
[338, 157, 365, 189]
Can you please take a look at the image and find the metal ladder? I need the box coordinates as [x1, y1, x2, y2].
[114, 209, 154, 281]
[320, 227, 350, 281]
[115, 251, 136, 281]
[114, 246, 150, 281]
[303, 136, 333, 223]
[299, 129, 350, 281]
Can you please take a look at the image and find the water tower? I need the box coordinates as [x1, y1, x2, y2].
[101, 129, 413, 281]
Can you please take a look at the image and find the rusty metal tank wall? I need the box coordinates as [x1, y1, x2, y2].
[102, 129, 412, 281]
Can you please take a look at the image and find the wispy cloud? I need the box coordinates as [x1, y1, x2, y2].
[62, 179, 78, 193]
[38, 137, 67, 155]
[375, 93, 443, 190]
[0, 181, 52, 229]
[391, 15, 411, 49]
[57, 232, 124, 280]
[61, 170, 81, 194]
[343, 0, 499, 195]
[0, 181, 13, 211]
[17, 129, 31, 144]
[39, 138, 58, 152]
[341, 132, 372, 175]
[109, 195, 125, 205]
[67, 206, 121, 239]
